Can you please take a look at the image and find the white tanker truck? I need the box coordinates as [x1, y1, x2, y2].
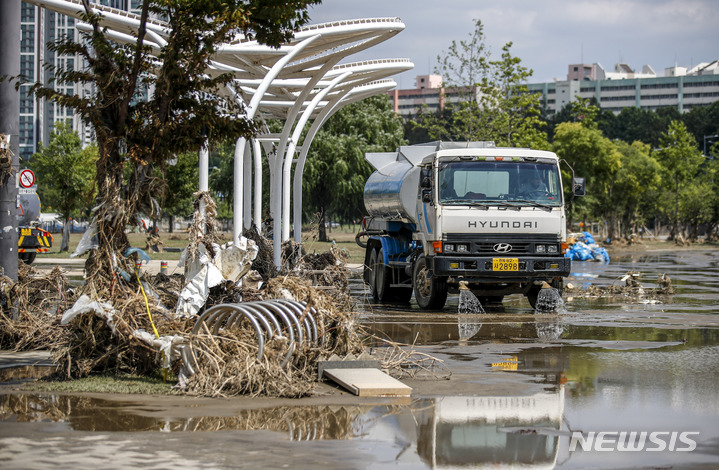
[356, 141, 584, 310]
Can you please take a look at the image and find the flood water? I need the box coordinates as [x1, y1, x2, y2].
[2, 249, 719, 469]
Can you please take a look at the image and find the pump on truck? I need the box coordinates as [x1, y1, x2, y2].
[356, 141, 584, 309]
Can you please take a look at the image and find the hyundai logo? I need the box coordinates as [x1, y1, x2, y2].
[493, 243, 513, 253]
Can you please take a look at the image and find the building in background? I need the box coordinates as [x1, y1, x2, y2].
[388, 74, 477, 116]
[389, 61, 719, 119]
[19, 0, 140, 160]
[528, 61, 719, 116]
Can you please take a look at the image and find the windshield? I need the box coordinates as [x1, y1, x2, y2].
[438, 160, 562, 207]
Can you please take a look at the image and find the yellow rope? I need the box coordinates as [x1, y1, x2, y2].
[136, 264, 167, 381]
[136, 266, 160, 339]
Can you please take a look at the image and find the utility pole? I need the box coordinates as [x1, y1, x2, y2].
[0, 0, 21, 282]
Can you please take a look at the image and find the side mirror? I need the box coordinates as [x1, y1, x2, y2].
[573, 177, 586, 196]
[421, 177, 432, 189]
[422, 189, 432, 203]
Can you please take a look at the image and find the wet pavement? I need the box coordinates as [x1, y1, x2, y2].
[2, 248, 719, 469]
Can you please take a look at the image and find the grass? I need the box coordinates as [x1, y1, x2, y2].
[26, 372, 177, 395]
[39, 224, 368, 264]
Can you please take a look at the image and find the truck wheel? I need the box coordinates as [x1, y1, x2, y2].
[376, 247, 396, 302]
[413, 255, 448, 310]
[527, 279, 564, 310]
[526, 286, 541, 309]
[19, 252, 36, 264]
[368, 248, 379, 300]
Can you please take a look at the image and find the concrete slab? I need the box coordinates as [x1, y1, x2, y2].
[323, 368, 411, 397]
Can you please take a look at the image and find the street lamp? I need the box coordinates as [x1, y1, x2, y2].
[704, 134, 718, 158]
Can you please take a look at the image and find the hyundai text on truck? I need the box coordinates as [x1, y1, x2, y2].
[356, 141, 584, 310]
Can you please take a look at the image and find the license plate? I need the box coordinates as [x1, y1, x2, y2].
[492, 258, 518, 271]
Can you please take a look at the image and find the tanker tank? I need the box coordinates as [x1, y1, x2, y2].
[363, 158, 420, 222]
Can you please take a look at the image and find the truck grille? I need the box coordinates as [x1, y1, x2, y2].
[444, 234, 560, 256]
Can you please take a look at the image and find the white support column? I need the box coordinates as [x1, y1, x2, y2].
[293, 83, 397, 242]
[243, 140, 252, 230]
[252, 138, 263, 231]
[271, 57, 344, 252]
[232, 136, 245, 241]
[292, 94, 349, 243]
[199, 142, 209, 191]
[282, 72, 351, 242]
[199, 141, 209, 223]
[233, 35, 320, 248]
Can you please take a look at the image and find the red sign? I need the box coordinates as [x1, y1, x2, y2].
[19, 169, 35, 188]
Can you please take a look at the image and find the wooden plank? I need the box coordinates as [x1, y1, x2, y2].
[323, 368, 411, 397]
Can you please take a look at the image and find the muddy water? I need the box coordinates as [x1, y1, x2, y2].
[2, 249, 719, 469]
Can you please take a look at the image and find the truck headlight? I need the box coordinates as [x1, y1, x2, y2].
[547, 245, 558, 253]
[445, 244, 455, 252]
[457, 244, 469, 253]
[536, 245, 546, 253]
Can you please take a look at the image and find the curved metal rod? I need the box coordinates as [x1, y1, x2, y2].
[235, 304, 275, 342]
[252, 302, 293, 341]
[242, 304, 281, 340]
[278, 300, 318, 344]
[257, 300, 304, 344]
[251, 302, 298, 368]
[195, 304, 266, 360]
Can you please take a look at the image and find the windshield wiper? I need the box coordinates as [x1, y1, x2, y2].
[509, 199, 555, 211]
[441, 199, 489, 208]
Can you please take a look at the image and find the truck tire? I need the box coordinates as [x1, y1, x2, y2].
[19, 252, 36, 264]
[527, 278, 564, 310]
[371, 247, 412, 304]
[368, 248, 379, 300]
[413, 255, 448, 310]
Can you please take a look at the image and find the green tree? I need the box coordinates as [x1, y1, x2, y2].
[552, 122, 622, 234]
[478, 42, 548, 148]
[29, 122, 96, 251]
[654, 120, 705, 239]
[163, 152, 199, 233]
[611, 141, 662, 237]
[303, 95, 405, 241]
[413, 20, 547, 148]
[19, 0, 318, 291]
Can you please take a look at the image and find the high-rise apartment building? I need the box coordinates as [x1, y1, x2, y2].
[19, 1, 140, 160]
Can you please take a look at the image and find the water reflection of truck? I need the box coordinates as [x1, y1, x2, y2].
[357, 141, 584, 310]
[417, 391, 565, 469]
[17, 190, 53, 264]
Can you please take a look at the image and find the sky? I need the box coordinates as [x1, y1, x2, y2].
[308, 0, 719, 88]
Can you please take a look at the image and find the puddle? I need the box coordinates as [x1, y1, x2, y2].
[0, 366, 55, 384]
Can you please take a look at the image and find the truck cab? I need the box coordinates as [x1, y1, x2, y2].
[359, 142, 581, 310]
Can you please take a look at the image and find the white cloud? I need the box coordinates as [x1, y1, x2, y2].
[309, 0, 719, 84]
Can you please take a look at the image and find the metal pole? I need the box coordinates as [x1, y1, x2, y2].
[0, 0, 21, 283]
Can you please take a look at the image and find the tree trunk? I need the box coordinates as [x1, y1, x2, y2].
[318, 206, 328, 242]
[60, 216, 71, 252]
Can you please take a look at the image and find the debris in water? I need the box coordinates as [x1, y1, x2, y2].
[534, 283, 564, 313]
[458, 281, 485, 314]
[564, 271, 674, 301]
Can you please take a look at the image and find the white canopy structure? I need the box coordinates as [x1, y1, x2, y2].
[25, 0, 414, 267]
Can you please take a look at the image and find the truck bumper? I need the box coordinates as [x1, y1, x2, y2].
[431, 255, 571, 282]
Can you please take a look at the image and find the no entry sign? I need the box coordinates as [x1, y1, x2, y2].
[19, 169, 35, 188]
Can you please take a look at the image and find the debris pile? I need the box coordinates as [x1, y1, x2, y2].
[565, 231, 610, 263]
[0, 264, 75, 351]
[564, 271, 674, 300]
[1, 212, 364, 397]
